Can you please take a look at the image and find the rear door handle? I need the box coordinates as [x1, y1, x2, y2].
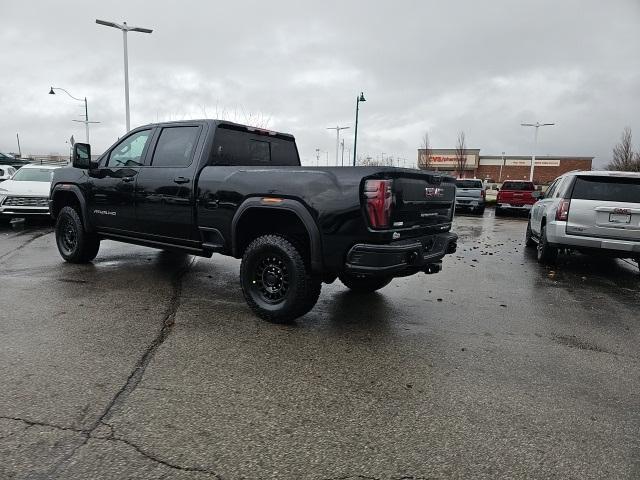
[122, 176, 135, 183]
[174, 176, 190, 184]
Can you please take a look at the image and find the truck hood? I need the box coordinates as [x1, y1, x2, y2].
[0, 180, 51, 197]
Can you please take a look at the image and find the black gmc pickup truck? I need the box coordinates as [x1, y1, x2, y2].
[51, 120, 457, 322]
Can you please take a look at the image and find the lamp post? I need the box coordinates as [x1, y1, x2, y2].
[49, 87, 97, 143]
[96, 19, 153, 132]
[326, 125, 350, 166]
[499, 151, 505, 182]
[352, 92, 366, 166]
[521, 122, 555, 182]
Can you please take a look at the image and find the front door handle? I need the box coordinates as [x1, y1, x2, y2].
[174, 176, 190, 184]
[122, 176, 134, 183]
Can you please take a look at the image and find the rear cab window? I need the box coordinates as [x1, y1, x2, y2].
[455, 180, 483, 189]
[211, 125, 300, 166]
[571, 176, 640, 203]
[502, 181, 535, 190]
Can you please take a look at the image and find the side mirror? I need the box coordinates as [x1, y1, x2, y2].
[72, 143, 91, 169]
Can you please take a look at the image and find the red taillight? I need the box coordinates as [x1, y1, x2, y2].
[556, 198, 570, 221]
[364, 179, 393, 228]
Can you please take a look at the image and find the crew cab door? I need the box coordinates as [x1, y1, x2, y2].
[134, 124, 203, 244]
[88, 129, 153, 232]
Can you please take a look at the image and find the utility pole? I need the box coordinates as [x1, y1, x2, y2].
[521, 122, 555, 182]
[499, 151, 505, 182]
[327, 125, 350, 166]
[16, 133, 21, 157]
[315, 148, 320, 167]
[49, 87, 98, 143]
[340, 139, 345, 166]
[96, 19, 153, 132]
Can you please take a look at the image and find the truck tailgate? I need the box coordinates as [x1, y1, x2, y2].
[389, 174, 455, 229]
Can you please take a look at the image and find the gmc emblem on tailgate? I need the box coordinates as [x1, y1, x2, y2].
[425, 187, 444, 197]
[613, 208, 630, 214]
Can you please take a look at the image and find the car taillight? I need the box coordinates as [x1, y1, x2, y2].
[481, 189, 486, 200]
[364, 179, 392, 228]
[556, 198, 570, 221]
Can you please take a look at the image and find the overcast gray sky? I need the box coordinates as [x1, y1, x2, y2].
[1, 0, 639, 167]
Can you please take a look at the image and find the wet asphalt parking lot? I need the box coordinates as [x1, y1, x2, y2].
[0, 212, 639, 480]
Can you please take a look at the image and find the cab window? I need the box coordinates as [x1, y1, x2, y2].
[107, 130, 152, 167]
[150, 126, 200, 167]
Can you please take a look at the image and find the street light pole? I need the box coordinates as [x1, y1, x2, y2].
[327, 125, 350, 166]
[352, 92, 366, 166]
[499, 151, 505, 182]
[49, 87, 98, 143]
[521, 122, 555, 182]
[96, 19, 153, 132]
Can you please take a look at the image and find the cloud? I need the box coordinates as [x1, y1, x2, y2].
[0, 0, 638, 168]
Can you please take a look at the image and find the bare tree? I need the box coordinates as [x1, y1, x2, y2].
[454, 131, 467, 178]
[608, 127, 640, 171]
[419, 131, 432, 169]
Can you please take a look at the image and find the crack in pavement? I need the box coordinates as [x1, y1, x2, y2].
[0, 229, 51, 264]
[34, 256, 209, 479]
[97, 421, 222, 478]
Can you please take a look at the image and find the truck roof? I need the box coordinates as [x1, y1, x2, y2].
[136, 119, 296, 141]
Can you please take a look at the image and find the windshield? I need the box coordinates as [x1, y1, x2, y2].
[456, 180, 483, 188]
[10, 168, 55, 182]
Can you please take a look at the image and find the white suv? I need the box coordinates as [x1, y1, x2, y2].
[525, 170, 640, 270]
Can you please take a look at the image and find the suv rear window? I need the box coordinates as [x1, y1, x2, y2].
[502, 181, 534, 190]
[455, 180, 483, 188]
[572, 176, 640, 203]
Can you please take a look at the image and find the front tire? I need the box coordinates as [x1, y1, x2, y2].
[240, 234, 321, 323]
[537, 224, 558, 264]
[339, 273, 393, 293]
[55, 206, 100, 263]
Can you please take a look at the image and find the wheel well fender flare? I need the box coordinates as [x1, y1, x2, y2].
[51, 184, 93, 232]
[231, 197, 322, 272]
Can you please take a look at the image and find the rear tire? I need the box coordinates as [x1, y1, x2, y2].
[495, 207, 503, 217]
[525, 221, 536, 248]
[536, 224, 558, 264]
[339, 273, 393, 293]
[477, 206, 485, 215]
[55, 206, 100, 263]
[240, 234, 321, 323]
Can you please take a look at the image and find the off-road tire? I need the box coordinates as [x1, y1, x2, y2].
[537, 224, 558, 264]
[339, 273, 393, 293]
[55, 206, 100, 263]
[477, 206, 486, 215]
[495, 206, 503, 217]
[525, 221, 536, 248]
[240, 234, 321, 323]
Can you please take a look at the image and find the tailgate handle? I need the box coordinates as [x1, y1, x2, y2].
[174, 176, 190, 184]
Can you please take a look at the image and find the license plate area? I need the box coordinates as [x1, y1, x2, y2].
[609, 213, 631, 224]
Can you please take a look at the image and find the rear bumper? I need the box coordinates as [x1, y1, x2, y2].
[344, 231, 458, 276]
[546, 221, 640, 256]
[497, 202, 533, 210]
[456, 197, 485, 209]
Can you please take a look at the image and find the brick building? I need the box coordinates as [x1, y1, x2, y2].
[418, 148, 593, 184]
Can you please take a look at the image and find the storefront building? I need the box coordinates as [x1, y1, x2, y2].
[418, 148, 593, 184]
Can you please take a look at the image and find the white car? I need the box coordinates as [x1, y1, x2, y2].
[0, 164, 61, 217]
[525, 170, 640, 270]
[0, 165, 17, 182]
